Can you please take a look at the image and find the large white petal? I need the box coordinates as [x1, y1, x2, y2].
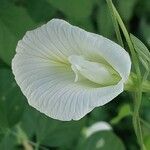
[12, 52, 124, 121]
[16, 19, 131, 81]
[12, 19, 131, 121]
[45, 19, 131, 81]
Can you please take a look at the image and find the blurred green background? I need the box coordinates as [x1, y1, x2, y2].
[0, 0, 150, 150]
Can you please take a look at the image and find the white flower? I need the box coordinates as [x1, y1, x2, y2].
[84, 121, 112, 137]
[12, 19, 131, 121]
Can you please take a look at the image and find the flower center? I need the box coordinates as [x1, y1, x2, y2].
[68, 55, 121, 86]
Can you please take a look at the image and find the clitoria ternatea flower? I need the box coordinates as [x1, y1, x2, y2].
[12, 19, 131, 121]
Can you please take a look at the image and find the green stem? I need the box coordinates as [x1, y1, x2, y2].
[106, 0, 124, 48]
[133, 90, 145, 150]
[35, 142, 40, 150]
[112, 4, 144, 150]
[124, 73, 150, 93]
[105, 1, 145, 149]
[112, 5, 141, 81]
[28, 141, 48, 150]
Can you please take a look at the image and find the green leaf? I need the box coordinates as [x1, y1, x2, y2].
[21, 106, 86, 148]
[111, 104, 131, 125]
[0, 132, 17, 150]
[97, 4, 114, 38]
[77, 131, 125, 150]
[47, 0, 94, 19]
[26, 0, 56, 23]
[0, 68, 26, 132]
[136, 0, 150, 18]
[89, 107, 109, 125]
[0, 1, 36, 65]
[142, 94, 150, 123]
[69, 18, 94, 32]
[0, 133, 4, 143]
[144, 135, 150, 150]
[0, 59, 9, 69]
[140, 19, 150, 45]
[117, 0, 137, 21]
[130, 34, 150, 71]
[131, 34, 150, 61]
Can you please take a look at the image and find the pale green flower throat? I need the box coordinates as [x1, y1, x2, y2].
[68, 55, 121, 86]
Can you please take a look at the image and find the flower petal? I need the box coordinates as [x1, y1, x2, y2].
[16, 19, 131, 81]
[45, 19, 131, 81]
[12, 52, 124, 121]
[12, 19, 131, 121]
[85, 121, 112, 137]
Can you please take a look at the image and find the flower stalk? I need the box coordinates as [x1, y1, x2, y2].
[106, 0, 146, 149]
[106, 0, 124, 48]
[111, 3, 141, 80]
[124, 73, 150, 93]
